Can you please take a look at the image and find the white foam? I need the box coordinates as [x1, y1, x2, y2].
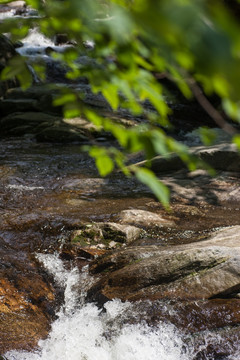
[16, 28, 55, 56]
[7, 184, 44, 191]
[5, 254, 240, 360]
[5, 303, 190, 360]
[0, 10, 15, 19]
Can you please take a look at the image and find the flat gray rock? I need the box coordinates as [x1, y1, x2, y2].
[88, 226, 240, 302]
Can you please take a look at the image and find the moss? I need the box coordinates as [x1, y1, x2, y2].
[129, 258, 144, 266]
[72, 235, 96, 247]
[185, 257, 228, 279]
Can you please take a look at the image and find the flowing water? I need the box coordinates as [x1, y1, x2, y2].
[1, 8, 240, 359]
[4, 253, 240, 360]
[4, 254, 189, 360]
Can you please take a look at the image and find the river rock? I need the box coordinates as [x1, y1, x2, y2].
[0, 252, 56, 353]
[4, 85, 63, 114]
[0, 111, 90, 142]
[87, 225, 240, 303]
[71, 222, 142, 249]
[35, 124, 88, 143]
[136, 143, 240, 173]
[0, 98, 39, 116]
[118, 209, 175, 229]
[0, 111, 60, 136]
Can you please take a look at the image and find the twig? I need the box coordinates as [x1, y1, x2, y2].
[187, 76, 237, 135]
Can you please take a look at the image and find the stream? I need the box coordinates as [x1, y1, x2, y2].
[5, 254, 196, 360]
[0, 132, 240, 360]
[1, 5, 240, 359]
[2, 253, 224, 360]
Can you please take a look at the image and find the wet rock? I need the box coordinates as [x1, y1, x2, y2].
[71, 222, 142, 249]
[35, 125, 88, 143]
[161, 169, 240, 206]
[60, 243, 106, 261]
[0, 98, 39, 116]
[4, 85, 63, 115]
[195, 143, 240, 172]
[136, 143, 240, 173]
[0, 111, 59, 136]
[0, 111, 90, 142]
[0, 134, 238, 356]
[87, 226, 240, 303]
[0, 257, 56, 353]
[118, 209, 175, 229]
[7, 1, 26, 9]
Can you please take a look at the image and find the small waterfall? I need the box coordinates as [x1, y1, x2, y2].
[4, 253, 193, 360]
[5, 253, 240, 360]
[0, 10, 15, 20]
[16, 28, 57, 57]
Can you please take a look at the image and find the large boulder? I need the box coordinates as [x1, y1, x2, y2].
[0, 111, 60, 137]
[135, 143, 240, 173]
[87, 225, 240, 303]
[0, 111, 89, 142]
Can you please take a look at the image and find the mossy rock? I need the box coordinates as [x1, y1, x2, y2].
[71, 222, 142, 249]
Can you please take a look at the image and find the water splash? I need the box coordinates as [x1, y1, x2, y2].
[16, 28, 55, 57]
[4, 254, 240, 360]
[16, 28, 72, 57]
[0, 10, 15, 19]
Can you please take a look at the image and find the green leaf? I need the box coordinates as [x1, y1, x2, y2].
[89, 147, 114, 177]
[84, 109, 104, 127]
[222, 99, 240, 122]
[96, 155, 114, 177]
[64, 106, 81, 119]
[102, 83, 119, 110]
[135, 167, 170, 207]
[233, 134, 240, 150]
[151, 130, 170, 156]
[53, 93, 77, 106]
[199, 127, 217, 146]
[1, 56, 31, 88]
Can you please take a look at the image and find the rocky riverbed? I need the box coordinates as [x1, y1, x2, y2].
[0, 134, 240, 358]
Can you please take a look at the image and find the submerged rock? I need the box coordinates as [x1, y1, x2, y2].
[87, 225, 240, 303]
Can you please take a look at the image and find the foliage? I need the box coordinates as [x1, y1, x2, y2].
[0, 0, 240, 205]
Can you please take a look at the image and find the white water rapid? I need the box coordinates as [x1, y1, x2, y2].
[4, 253, 240, 360]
